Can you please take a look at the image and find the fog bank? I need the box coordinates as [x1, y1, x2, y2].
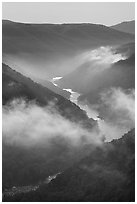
[3, 99, 103, 147]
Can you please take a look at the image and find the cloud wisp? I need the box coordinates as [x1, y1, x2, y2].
[82, 46, 127, 65]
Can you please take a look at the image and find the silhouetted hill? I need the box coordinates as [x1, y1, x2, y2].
[3, 20, 134, 51]
[2, 20, 134, 80]
[111, 20, 135, 34]
[4, 129, 134, 202]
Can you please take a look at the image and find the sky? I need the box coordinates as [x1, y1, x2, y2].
[2, 2, 135, 26]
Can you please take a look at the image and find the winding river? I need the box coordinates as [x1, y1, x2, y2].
[51, 77, 99, 120]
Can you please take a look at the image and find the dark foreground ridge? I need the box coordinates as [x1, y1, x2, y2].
[3, 129, 135, 202]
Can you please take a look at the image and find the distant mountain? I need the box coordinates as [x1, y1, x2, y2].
[4, 129, 135, 202]
[111, 20, 135, 34]
[2, 20, 134, 80]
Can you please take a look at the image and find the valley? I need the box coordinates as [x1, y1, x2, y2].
[2, 15, 135, 202]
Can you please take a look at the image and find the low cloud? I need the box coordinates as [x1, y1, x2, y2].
[79, 46, 127, 76]
[97, 88, 135, 141]
[2, 99, 103, 148]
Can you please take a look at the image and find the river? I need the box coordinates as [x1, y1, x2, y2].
[51, 77, 99, 120]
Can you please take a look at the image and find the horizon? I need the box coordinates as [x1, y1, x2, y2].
[2, 18, 135, 27]
[2, 2, 135, 26]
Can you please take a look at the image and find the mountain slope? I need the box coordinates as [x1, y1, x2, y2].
[111, 20, 135, 34]
[79, 53, 135, 104]
[4, 129, 135, 202]
[34, 78, 70, 99]
[2, 63, 92, 123]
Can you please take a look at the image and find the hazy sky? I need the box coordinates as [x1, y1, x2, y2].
[2, 2, 135, 26]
